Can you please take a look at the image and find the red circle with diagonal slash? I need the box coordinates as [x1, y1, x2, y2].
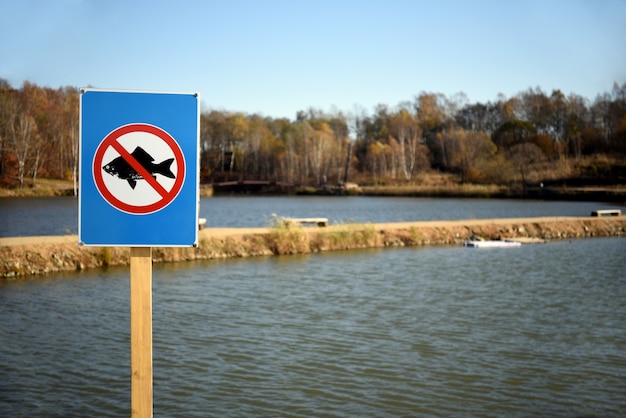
[93, 123, 185, 214]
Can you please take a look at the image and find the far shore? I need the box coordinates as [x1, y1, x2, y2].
[2, 179, 626, 202]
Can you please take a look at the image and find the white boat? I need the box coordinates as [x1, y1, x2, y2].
[463, 240, 521, 248]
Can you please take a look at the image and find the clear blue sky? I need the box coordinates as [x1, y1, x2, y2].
[2, 0, 625, 119]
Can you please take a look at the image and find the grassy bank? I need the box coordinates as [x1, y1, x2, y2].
[3, 177, 625, 201]
[0, 179, 216, 198]
[361, 183, 511, 198]
[0, 178, 77, 197]
[2, 216, 625, 279]
[360, 184, 626, 202]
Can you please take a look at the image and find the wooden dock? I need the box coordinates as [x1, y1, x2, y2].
[591, 209, 622, 217]
[282, 217, 329, 227]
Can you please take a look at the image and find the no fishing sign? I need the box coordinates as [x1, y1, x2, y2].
[79, 88, 200, 246]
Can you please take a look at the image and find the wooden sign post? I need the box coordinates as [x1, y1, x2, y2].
[79, 89, 200, 416]
[130, 247, 153, 417]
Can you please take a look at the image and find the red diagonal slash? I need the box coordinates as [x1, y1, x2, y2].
[110, 140, 171, 198]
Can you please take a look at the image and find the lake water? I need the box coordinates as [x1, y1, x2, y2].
[1, 196, 625, 416]
[1, 238, 625, 417]
[0, 195, 623, 237]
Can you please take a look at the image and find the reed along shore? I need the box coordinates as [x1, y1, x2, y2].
[1, 216, 625, 279]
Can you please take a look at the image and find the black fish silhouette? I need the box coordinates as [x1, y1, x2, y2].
[103, 146, 175, 189]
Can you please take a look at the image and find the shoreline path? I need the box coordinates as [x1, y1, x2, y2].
[1, 216, 624, 247]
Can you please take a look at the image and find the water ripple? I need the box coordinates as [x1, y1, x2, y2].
[1, 239, 625, 417]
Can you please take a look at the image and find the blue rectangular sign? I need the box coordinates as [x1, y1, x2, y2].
[79, 88, 200, 247]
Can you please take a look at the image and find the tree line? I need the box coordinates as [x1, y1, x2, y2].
[1, 79, 625, 192]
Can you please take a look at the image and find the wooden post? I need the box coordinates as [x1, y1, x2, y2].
[130, 247, 153, 417]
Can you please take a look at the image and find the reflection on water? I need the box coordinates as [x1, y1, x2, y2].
[1, 237, 625, 417]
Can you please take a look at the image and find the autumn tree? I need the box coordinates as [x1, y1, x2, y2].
[62, 88, 80, 194]
[519, 87, 552, 134]
[328, 112, 350, 184]
[29, 86, 52, 182]
[366, 141, 390, 183]
[226, 113, 249, 178]
[5, 82, 41, 188]
[414, 92, 448, 168]
[608, 82, 626, 154]
[588, 83, 626, 154]
[548, 89, 567, 143]
[388, 108, 424, 180]
[283, 121, 308, 183]
[437, 128, 496, 182]
[562, 93, 591, 160]
[508, 142, 546, 193]
[200, 111, 229, 178]
[243, 114, 273, 179]
[492, 119, 537, 152]
[0, 79, 15, 177]
[456, 102, 488, 132]
[43, 87, 79, 193]
[306, 120, 334, 185]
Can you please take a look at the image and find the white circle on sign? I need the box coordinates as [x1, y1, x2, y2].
[100, 131, 179, 207]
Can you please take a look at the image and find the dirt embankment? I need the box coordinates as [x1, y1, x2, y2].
[1, 216, 625, 279]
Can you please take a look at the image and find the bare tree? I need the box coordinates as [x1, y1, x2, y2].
[509, 143, 546, 194]
[389, 109, 423, 180]
[9, 112, 36, 188]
